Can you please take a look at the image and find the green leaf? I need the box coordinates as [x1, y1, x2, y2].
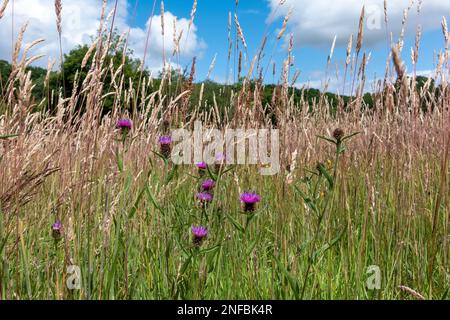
[206, 164, 218, 181]
[337, 145, 346, 154]
[317, 164, 334, 189]
[226, 213, 244, 233]
[178, 255, 192, 276]
[0, 229, 13, 260]
[246, 234, 260, 256]
[185, 172, 201, 180]
[304, 168, 319, 176]
[144, 186, 164, 215]
[441, 286, 449, 300]
[174, 235, 190, 257]
[317, 135, 337, 145]
[342, 132, 360, 142]
[0, 134, 18, 140]
[200, 244, 221, 255]
[128, 186, 146, 219]
[116, 151, 123, 172]
[165, 164, 178, 184]
[244, 212, 258, 230]
[294, 186, 319, 215]
[273, 254, 300, 299]
[313, 228, 345, 260]
[152, 150, 169, 165]
[220, 165, 236, 176]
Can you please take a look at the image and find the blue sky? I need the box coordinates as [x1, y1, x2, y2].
[127, 0, 448, 92]
[0, 0, 448, 93]
[130, 0, 278, 83]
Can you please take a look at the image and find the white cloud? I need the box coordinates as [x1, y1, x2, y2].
[127, 10, 206, 72]
[297, 67, 439, 95]
[412, 69, 435, 77]
[268, 0, 450, 48]
[0, 0, 205, 70]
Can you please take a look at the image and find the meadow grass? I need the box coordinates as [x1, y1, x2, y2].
[0, 111, 447, 300]
[0, 0, 449, 300]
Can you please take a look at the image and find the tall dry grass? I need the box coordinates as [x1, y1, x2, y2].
[0, 1, 448, 299]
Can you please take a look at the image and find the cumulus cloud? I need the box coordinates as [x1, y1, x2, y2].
[268, 0, 450, 48]
[297, 67, 439, 94]
[0, 0, 205, 70]
[127, 11, 206, 73]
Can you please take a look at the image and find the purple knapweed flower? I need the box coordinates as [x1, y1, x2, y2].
[116, 118, 132, 130]
[159, 136, 172, 158]
[196, 162, 207, 170]
[191, 226, 208, 246]
[52, 220, 62, 240]
[159, 136, 172, 145]
[201, 179, 216, 191]
[196, 162, 208, 176]
[240, 192, 262, 212]
[197, 192, 213, 203]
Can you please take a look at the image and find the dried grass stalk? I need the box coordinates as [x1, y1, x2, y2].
[0, 0, 9, 19]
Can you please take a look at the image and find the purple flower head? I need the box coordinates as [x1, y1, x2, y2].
[191, 226, 208, 246]
[51, 220, 62, 240]
[240, 192, 262, 213]
[196, 192, 213, 203]
[159, 136, 172, 145]
[159, 136, 172, 159]
[192, 226, 208, 238]
[240, 192, 262, 204]
[52, 220, 62, 231]
[196, 162, 208, 176]
[201, 179, 216, 191]
[116, 118, 132, 130]
[196, 162, 207, 170]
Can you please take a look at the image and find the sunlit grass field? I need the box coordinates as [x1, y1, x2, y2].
[1, 112, 448, 299]
[0, 0, 449, 300]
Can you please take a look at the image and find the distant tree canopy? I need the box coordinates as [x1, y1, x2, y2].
[47, 32, 148, 113]
[0, 32, 149, 113]
[0, 33, 439, 117]
[0, 59, 47, 105]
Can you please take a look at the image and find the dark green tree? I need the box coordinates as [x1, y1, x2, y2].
[49, 31, 149, 114]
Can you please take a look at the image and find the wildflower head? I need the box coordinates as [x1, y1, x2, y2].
[240, 192, 262, 212]
[159, 136, 172, 159]
[196, 192, 213, 203]
[196, 162, 207, 170]
[159, 136, 172, 145]
[196, 162, 207, 176]
[116, 118, 132, 131]
[51, 220, 62, 240]
[333, 128, 344, 143]
[201, 179, 216, 191]
[191, 226, 208, 246]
